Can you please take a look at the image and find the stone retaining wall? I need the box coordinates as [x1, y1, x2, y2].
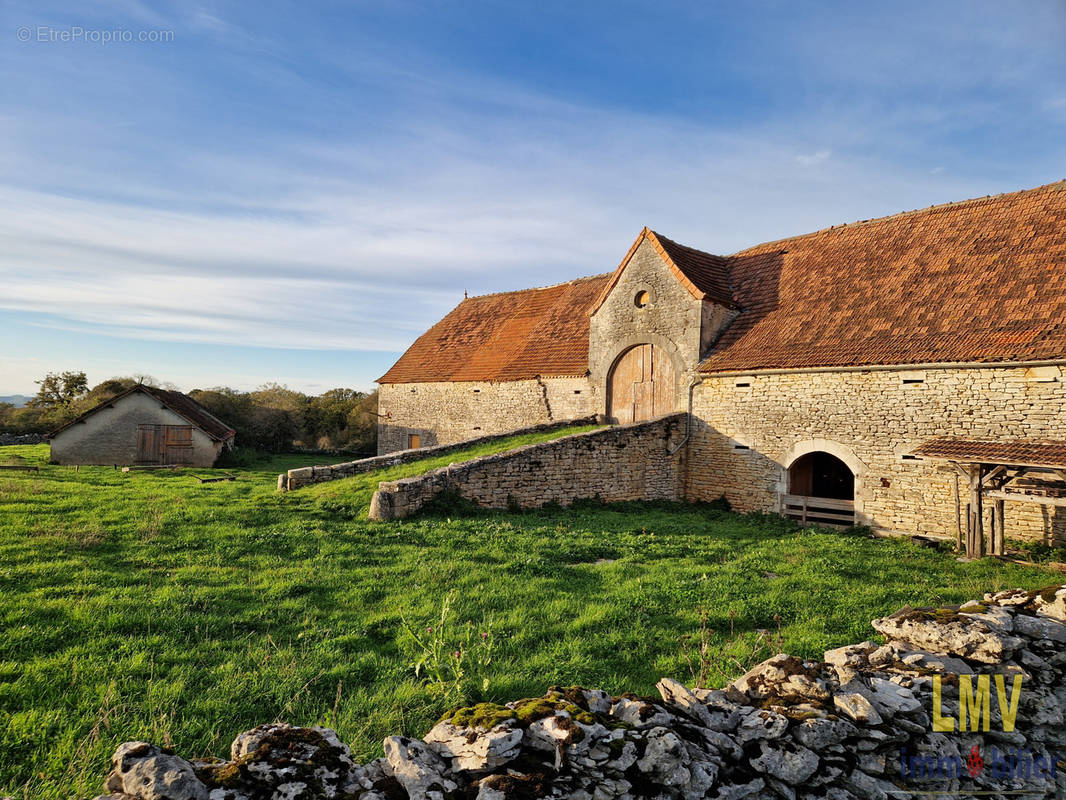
[377, 379, 596, 455]
[93, 584, 1066, 800]
[368, 413, 687, 520]
[278, 417, 598, 492]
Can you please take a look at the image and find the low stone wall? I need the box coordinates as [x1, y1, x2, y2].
[0, 433, 46, 445]
[93, 585, 1066, 800]
[368, 413, 687, 521]
[278, 417, 598, 492]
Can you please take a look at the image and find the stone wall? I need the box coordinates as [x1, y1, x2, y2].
[0, 433, 46, 445]
[369, 413, 687, 520]
[93, 585, 1066, 800]
[687, 365, 1066, 544]
[376, 378, 595, 455]
[279, 418, 598, 491]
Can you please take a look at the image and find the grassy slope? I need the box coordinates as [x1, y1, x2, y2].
[0, 440, 1060, 798]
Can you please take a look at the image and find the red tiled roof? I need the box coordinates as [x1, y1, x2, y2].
[654, 232, 735, 307]
[700, 180, 1066, 373]
[588, 228, 735, 316]
[49, 384, 236, 441]
[913, 438, 1066, 468]
[377, 275, 611, 383]
[379, 181, 1066, 384]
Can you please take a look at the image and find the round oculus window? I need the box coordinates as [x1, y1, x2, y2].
[634, 290, 651, 308]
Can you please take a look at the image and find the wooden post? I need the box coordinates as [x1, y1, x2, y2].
[967, 465, 984, 558]
[994, 498, 1005, 556]
[953, 471, 963, 551]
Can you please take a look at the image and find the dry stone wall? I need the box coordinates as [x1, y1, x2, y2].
[368, 414, 687, 520]
[92, 585, 1066, 800]
[279, 418, 598, 491]
[688, 366, 1066, 544]
[0, 433, 46, 445]
[377, 379, 596, 456]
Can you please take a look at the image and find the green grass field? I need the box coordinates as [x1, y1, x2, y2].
[0, 438, 1061, 799]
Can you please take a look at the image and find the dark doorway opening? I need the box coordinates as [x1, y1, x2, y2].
[788, 452, 854, 501]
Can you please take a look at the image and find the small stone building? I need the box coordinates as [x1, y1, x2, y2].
[49, 384, 235, 467]
[377, 181, 1066, 544]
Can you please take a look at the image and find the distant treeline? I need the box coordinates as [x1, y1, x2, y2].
[0, 371, 378, 454]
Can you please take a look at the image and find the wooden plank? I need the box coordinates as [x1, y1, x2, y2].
[993, 498, 1005, 556]
[984, 490, 1066, 508]
[651, 345, 676, 417]
[781, 494, 855, 511]
[608, 346, 642, 425]
[0, 464, 39, 472]
[193, 473, 236, 484]
[122, 464, 180, 473]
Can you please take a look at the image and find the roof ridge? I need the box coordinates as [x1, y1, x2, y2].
[465, 272, 612, 301]
[651, 230, 728, 261]
[729, 179, 1066, 256]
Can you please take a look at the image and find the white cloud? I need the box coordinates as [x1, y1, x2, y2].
[1, 0, 1063, 378]
[795, 150, 832, 167]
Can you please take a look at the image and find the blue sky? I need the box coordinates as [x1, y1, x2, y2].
[1, 1, 1064, 394]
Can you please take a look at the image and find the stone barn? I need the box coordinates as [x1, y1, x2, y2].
[49, 384, 235, 467]
[377, 181, 1066, 547]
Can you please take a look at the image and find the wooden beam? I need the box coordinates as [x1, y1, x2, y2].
[984, 490, 1066, 508]
[950, 462, 971, 480]
[982, 465, 1008, 486]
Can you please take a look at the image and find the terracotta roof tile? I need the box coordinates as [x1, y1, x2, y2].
[652, 231, 734, 307]
[588, 228, 736, 316]
[913, 438, 1066, 468]
[700, 181, 1066, 373]
[380, 181, 1066, 384]
[377, 275, 611, 383]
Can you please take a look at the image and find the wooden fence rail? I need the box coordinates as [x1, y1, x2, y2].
[781, 494, 856, 528]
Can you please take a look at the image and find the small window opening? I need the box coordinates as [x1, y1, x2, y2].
[574, 390, 582, 394]
[735, 381, 751, 388]
[634, 290, 651, 308]
[473, 389, 480, 393]
[901, 454, 922, 461]
[734, 444, 750, 451]
[902, 378, 924, 385]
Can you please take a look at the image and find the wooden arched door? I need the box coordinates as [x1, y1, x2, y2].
[607, 344, 676, 424]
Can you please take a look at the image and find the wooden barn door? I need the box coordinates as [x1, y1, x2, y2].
[607, 344, 676, 424]
[136, 424, 163, 463]
[163, 425, 194, 465]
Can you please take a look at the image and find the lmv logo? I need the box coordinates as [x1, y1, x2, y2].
[931, 674, 1024, 732]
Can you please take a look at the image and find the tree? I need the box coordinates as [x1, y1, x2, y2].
[32, 371, 89, 408]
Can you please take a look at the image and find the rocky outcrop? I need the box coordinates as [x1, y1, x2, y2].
[93, 586, 1066, 800]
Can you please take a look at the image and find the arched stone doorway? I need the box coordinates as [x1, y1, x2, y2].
[788, 452, 855, 501]
[780, 442, 862, 527]
[607, 343, 676, 425]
